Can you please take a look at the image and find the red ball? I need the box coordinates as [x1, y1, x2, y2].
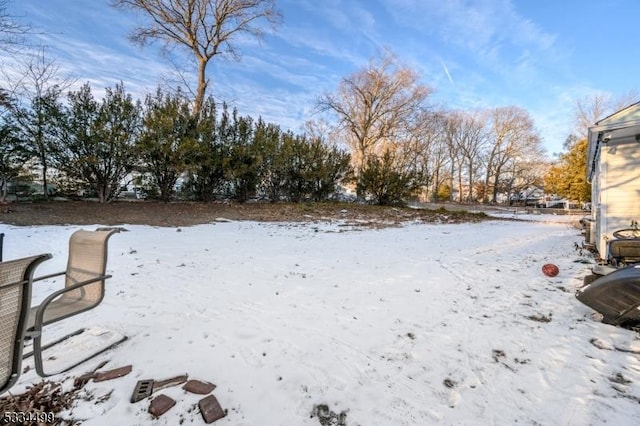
[542, 263, 559, 277]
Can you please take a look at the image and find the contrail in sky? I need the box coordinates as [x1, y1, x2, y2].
[441, 60, 454, 85]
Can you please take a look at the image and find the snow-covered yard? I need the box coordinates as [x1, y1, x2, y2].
[4, 213, 640, 425]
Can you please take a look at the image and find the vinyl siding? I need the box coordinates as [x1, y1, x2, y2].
[598, 140, 640, 255]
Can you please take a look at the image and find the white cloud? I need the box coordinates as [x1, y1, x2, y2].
[379, 0, 564, 85]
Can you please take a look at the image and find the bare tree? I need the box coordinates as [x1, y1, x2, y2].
[442, 110, 488, 202]
[112, 0, 281, 115]
[484, 106, 542, 203]
[0, 0, 32, 54]
[392, 108, 442, 201]
[415, 110, 449, 201]
[574, 90, 639, 139]
[317, 52, 432, 176]
[458, 111, 489, 202]
[442, 112, 462, 201]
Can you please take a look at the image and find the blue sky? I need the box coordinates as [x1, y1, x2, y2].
[5, 0, 639, 155]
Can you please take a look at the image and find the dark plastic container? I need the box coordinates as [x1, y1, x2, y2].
[576, 265, 640, 325]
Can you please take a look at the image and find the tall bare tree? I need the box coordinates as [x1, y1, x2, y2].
[442, 110, 488, 202]
[112, 0, 281, 115]
[483, 106, 542, 203]
[317, 52, 432, 176]
[424, 113, 452, 201]
[407, 109, 448, 201]
[442, 112, 462, 201]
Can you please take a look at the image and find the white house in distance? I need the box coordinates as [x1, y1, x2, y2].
[586, 102, 640, 258]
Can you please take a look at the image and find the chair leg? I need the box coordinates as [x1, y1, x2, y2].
[26, 329, 128, 377]
[22, 328, 86, 359]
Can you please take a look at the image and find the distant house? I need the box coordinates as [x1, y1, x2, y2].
[586, 102, 640, 257]
[509, 186, 544, 206]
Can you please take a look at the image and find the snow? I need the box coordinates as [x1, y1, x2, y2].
[3, 213, 640, 425]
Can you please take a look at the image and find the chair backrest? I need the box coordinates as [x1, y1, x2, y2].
[0, 254, 51, 394]
[63, 229, 117, 309]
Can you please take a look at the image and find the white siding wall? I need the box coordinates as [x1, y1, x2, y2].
[598, 140, 640, 256]
[591, 149, 600, 246]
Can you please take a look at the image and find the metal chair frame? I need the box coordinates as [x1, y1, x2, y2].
[24, 229, 126, 377]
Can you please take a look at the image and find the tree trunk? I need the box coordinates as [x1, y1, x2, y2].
[355, 144, 367, 198]
[491, 166, 502, 203]
[467, 163, 474, 202]
[432, 167, 439, 201]
[0, 176, 6, 203]
[193, 58, 209, 116]
[37, 126, 49, 200]
[483, 160, 492, 203]
[97, 180, 111, 204]
[449, 161, 456, 202]
[42, 162, 49, 200]
[484, 142, 500, 203]
[456, 167, 463, 202]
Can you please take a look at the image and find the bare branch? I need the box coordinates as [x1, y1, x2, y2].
[0, 0, 32, 54]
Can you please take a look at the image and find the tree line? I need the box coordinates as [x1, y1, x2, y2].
[0, 82, 353, 203]
[0, 70, 552, 206]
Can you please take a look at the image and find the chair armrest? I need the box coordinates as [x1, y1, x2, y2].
[33, 271, 66, 282]
[31, 273, 113, 331]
